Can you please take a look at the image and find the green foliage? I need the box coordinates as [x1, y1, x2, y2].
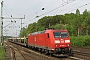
[0, 45, 5, 60]
[76, 9, 80, 16]
[51, 24, 66, 30]
[19, 9, 90, 47]
[19, 9, 90, 37]
[70, 35, 90, 46]
[19, 27, 27, 37]
[84, 36, 90, 46]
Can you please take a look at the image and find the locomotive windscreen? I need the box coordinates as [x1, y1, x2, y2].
[53, 32, 68, 38]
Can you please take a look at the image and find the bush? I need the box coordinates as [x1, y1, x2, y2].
[0, 45, 5, 60]
[70, 35, 90, 46]
[84, 38, 90, 46]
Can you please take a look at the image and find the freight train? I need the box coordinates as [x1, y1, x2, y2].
[8, 29, 72, 56]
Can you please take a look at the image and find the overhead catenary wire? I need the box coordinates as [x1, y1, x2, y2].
[4, 4, 24, 17]
[68, 3, 90, 13]
[3, 5, 17, 27]
[24, 0, 76, 25]
[23, 0, 60, 25]
[23, 2, 90, 28]
[3, 4, 25, 36]
[38, 0, 77, 17]
[26, 0, 59, 17]
[3, 0, 90, 28]
[3, 0, 77, 27]
[42, 0, 59, 9]
[3, 0, 90, 37]
[55, 0, 83, 14]
[23, 0, 77, 25]
[3, 6, 10, 18]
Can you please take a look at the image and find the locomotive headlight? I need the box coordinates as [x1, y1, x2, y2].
[67, 44, 70, 46]
[55, 40, 60, 43]
[66, 44, 70, 46]
[65, 40, 70, 43]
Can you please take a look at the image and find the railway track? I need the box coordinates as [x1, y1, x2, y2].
[73, 50, 90, 60]
[71, 47, 90, 60]
[4, 41, 28, 60]
[73, 50, 90, 56]
[4, 41, 88, 60]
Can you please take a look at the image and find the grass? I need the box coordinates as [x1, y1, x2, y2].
[0, 43, 5, 60]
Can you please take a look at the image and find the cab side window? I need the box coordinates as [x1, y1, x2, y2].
[47, 33, 49, 38]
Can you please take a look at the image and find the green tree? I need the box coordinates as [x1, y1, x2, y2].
[19, 9, 90, 36]
[19, 27, 27, 37]
[76, 9, 80, 16]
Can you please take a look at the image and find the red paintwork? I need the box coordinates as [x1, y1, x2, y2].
[28, 29, 70, 51]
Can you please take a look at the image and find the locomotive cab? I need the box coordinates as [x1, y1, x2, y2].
[53, 31, 71, 54]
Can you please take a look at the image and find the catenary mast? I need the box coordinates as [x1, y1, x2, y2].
[0, 1, 25, 46]
[0, 1, 3, 46]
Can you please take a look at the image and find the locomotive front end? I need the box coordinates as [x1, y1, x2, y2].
[53, 30, 72, 54]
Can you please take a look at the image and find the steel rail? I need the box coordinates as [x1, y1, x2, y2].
[5, 42, 28, 60]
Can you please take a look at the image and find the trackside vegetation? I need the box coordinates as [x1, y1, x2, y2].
[19, 9, 90, 47]
[70, 35, 90, 47]
[0, 44, 5, 60]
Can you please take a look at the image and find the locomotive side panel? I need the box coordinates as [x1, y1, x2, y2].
[44, 33, 51, 49]
[45, 30, 56, 50]
[35, 33, 46, 47]
[28, 33, 50, 49]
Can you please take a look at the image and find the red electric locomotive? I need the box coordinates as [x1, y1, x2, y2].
[28, 29, 72, 55]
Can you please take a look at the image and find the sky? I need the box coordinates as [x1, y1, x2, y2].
[1, 0, 90, 37]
